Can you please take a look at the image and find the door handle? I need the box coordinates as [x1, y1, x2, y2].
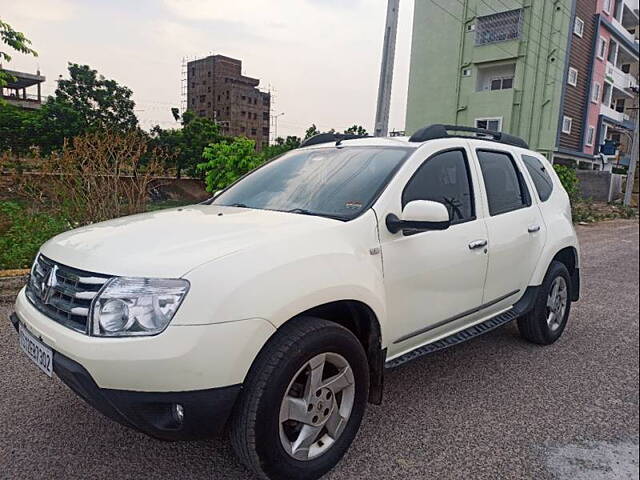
[528, 225, 541, 233]
[468, 239, 488, 250]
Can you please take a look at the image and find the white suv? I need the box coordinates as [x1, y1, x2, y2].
[12, 125, 580, 480]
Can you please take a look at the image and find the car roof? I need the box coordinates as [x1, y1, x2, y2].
[300, 136, 417, 150]
[300, 135, 540, 157]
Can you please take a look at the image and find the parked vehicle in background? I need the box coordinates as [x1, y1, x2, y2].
[11, 125, 580, 479]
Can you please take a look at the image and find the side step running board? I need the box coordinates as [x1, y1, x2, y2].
[385, 286, 539, 369]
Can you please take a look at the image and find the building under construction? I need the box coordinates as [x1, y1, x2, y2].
[186, 55, 271, 150]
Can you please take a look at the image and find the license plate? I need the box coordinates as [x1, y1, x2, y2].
[19, 323, 53, 377]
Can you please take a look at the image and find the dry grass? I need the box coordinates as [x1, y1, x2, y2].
[4, 131, 173, 226]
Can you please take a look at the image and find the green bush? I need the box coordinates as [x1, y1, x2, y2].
[0, 201, 69, 270]
[553, 164, 580, 201]
[197, 137, 264, 192]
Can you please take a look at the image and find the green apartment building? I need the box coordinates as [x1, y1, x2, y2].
[406, 0, 639, 167]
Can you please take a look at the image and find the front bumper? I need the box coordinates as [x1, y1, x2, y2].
[13, 288, 275, 392]
[10, 312, 240, 440]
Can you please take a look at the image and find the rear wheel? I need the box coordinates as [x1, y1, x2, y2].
[230, 318, 369, 480]
[518, 261, 572, 345]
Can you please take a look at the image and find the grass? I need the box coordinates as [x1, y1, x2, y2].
[0, 201, 69, 270]
[572, 200, 639, 224]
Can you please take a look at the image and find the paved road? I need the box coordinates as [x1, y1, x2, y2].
[1, 220, 638, 479]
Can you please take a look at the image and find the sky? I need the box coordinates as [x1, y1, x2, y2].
[2, 0, 414, 139]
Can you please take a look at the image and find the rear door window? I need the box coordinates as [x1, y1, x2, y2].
[521, 155, 554, 202]
[477, 150, 531, 216]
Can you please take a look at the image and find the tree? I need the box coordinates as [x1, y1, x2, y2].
[198, 137, 263, 191]
[28, 99, 85, 154]
[344, 125, 368, 136]
[0, 103, 37, 155]
[261, 135, 301, 161]
[149, 110, 224, 178]
[53, 63, 138, 132]
[304, 124, 320, 140]
[0, 19, 37, 88]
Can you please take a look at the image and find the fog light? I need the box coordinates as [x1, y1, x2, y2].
[173, 403, 184, 423]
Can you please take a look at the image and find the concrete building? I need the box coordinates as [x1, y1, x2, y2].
[187, 55, 271, 150]
[0, 69, 45, 110]
[406, 0, 639, 168]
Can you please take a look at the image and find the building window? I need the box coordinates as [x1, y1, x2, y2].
[562, 116, 573, 134]
[251, 128, 257, 135]
[477, 63, 516, 91]
[490, 77, 514, 90]
[603, 0, 611, 14]
[207, 71, 212, 77]
[262, 127, 269, 136]
[475, 9, 523, 46]
[574, 17, 585, 37]
[597, 38, 607, 59]
[586, 126, 596, 146]
[602, 82, 613, 107]
[607, 40, 618, 64]
[592, 82, 601, 103]
[263, 112, 269, 121]
[568, 67, 579, 86]
[475, 117, 502, 132]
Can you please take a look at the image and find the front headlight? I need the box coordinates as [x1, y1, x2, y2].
[91, 277, 190, 337]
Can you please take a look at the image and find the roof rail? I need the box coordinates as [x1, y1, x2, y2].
[299, 133, 370, 148]
[408, 124, 529, 149]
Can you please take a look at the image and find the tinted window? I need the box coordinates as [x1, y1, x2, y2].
[477, 150, 531, 216]
[521, 154, 553, 202]
[402, 149, 475, 224]
[213, 147, 410, 220]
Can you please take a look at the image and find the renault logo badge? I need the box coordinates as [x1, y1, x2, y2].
[41, 265, 59, 305]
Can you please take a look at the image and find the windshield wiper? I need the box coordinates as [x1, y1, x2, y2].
[228, 203, 250, 208]
[284, 208, 347, 221]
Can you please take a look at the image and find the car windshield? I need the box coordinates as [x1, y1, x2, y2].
[212, 146, 412, 220]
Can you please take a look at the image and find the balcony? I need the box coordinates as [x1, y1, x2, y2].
[601, 103, 630, 123]
[610, 16, 638, 45]
[609, 0, 640, 46]
[605, 62, 639, 93]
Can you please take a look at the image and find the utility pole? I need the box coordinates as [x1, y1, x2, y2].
[623, 106, 639, 206]
[374, 0, 400, 137]
[272, 112, 285, 144]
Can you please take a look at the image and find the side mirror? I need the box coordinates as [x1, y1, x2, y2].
[386, 200, 451, 234]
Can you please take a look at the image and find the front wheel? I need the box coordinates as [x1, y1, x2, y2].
[230, 317, 369, 480]
[518, 261, 572, 345]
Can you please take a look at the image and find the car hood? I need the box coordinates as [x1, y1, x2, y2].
[40, 205, 339, 278]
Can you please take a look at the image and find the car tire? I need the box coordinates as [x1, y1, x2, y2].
[518, 261, 572, 345]
[230, 317, 370, 480]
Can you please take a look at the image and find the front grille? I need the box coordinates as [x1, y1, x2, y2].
[26, 255, 112, 334]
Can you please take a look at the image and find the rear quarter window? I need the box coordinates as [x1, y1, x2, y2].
[521, 154, 554, 202]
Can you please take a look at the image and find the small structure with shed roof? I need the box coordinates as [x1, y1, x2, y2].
[1, 68, 46, 110]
